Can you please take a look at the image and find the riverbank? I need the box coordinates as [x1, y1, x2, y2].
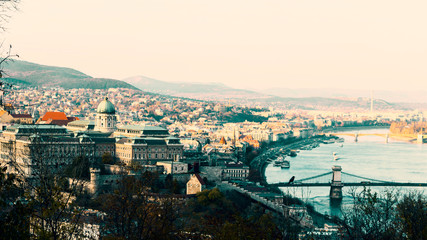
[250, 135, 337, 227]
[249, 135, 335, 186]
[322, 125, 389, 133]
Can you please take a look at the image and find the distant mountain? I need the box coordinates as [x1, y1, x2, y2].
[253, 96, 407, 111]
[122, 76, 269, 100]
[123, 76, 411, 111]
[2, 60, 138, 90]
[261, 88, 427, 103]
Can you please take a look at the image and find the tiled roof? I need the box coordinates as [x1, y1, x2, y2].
[195, 173, 206, 185]
[11, 114, 32, 118]
[41, 112, 68, 121]
[45, 119, 71, 126]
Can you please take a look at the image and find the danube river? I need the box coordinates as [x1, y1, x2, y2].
[265, 128, 427, 216]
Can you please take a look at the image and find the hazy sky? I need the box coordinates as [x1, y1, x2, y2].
[3, 0, 427, 91]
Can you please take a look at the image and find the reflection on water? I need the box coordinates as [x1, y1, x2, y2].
[265, 129, 427, 215]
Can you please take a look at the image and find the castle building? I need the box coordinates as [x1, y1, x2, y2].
[0, 124, 95, 178]
[94, 97, 117, 133]
[0, 96, 183, 178]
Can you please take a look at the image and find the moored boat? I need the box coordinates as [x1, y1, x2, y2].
[281, 160, 290, 168]
[273, 155, 286, 167]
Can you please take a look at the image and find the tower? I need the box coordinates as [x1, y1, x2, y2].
[94, 97, 117, 132]
[330, 165, 343, 200]
[89, 168, 101, 194]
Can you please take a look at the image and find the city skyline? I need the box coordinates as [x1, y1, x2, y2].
[3, 0, 427, 92]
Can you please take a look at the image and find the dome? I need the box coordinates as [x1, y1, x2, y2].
[96, 97, 115, 114]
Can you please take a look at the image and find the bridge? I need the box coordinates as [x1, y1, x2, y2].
[269, 166, 427, 200]
[329, 132, 425, 143]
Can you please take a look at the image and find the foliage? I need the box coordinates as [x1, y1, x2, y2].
[179, 188, 284, 239]
[0, 166, 31, 239]
[101, 152, 115, 165]
[65, 155, 91, 180]
[337, 187, 427, 240]
[196, 188, 224, 206]
[98, 175, 177, 239]
[396, 192, 427, 240]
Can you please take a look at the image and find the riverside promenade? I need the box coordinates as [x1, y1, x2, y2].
[249, 135, 331, 185]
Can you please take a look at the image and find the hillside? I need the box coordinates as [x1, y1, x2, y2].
[262, 87, 427, 104]
[123, 76, 410, 111]
[122, 76, 269, 100]
[2, 60, 138, 90]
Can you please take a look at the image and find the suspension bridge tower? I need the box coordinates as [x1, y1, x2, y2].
[330, 165, 343, 200]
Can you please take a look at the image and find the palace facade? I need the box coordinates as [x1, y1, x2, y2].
[0, 97, 183, 177]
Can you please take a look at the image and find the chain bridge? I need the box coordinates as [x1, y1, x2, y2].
[269, 166, 427, 200]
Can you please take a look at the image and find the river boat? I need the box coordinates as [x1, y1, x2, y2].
[333, 152, 340, 161]
[281, 160, 290, 168]
[273, 156, 286, 167]
[289, 150, 297, 157]
[322, 139, 335, 144]
[300, 145, 312, 150]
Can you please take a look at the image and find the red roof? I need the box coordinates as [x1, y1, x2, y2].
[11, 114, 32, 119]
[41, 112, 68, 121]
[67, 116, 79, 121]
[45, 119, 72, 126]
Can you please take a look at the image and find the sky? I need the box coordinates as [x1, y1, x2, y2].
[2, 0, 427, 91]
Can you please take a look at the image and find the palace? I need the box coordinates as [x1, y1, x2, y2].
[0, 97, 183, 177]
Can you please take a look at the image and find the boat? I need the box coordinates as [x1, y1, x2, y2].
[281, 160, 290, 168]
[300, 145, 312, 150]
[273, 156, 286, 166]
[289, 150, 297, 157]
[322, 139, 335, 144]
[333, 152, 340, 161]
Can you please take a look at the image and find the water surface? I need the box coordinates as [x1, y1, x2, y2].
[265, 129, 427, 215]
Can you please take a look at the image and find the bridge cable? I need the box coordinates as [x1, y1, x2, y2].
[294, 171, 333, 183]
[342, 172, 394, 183]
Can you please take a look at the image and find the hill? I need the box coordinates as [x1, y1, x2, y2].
[2, 60, 138, 90]
[262, 87, 427, 104]
[123, 76, 410, 111]
[122, 76, 268, 100]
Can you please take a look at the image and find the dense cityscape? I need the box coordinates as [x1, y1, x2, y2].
[1, 1, 427, 239]
[1, 83, 426, 239]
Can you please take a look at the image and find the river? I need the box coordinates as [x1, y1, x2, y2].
[264, 128, 427, 216]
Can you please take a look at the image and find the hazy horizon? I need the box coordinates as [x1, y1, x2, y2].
[3, 0, 427, 92]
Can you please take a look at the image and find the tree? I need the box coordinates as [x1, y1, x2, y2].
[98, 174, 178, 239]
[0, 0, 19, 32]
[1, 130, 95, 239]
[337, 187, 402, 240]
[101, 152, 114, 165]
[0, 165, 31, 239]
[396, 192, 427, 240]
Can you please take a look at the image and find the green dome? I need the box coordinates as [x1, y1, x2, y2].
[97, 97, 115, 114]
